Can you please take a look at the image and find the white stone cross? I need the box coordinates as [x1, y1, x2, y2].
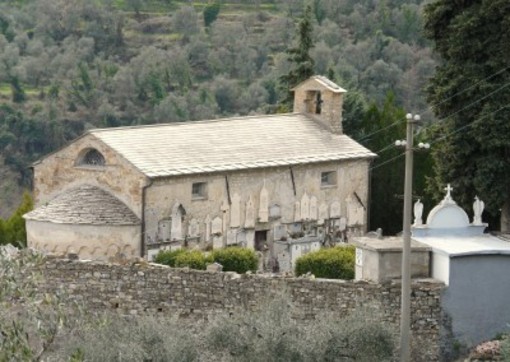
[444, 184, 453, 200]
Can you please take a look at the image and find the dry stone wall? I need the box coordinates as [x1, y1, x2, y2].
[35, 258, 443, 361]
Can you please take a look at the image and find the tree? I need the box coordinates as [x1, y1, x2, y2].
[424, 0, 510, 231]
[279, 4, 315, 108]
[360, 93, 406, 234]
[203, 3, 220, 28]
[3, 191, 33, 247]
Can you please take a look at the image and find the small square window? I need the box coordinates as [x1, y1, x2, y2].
[321, 171, 337, 187]
[192, 182, 207, 199]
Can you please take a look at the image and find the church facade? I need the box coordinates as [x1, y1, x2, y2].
[24, 76, 375, 261]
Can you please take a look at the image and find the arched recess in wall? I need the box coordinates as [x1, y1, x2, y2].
[75, 148, 106, 167]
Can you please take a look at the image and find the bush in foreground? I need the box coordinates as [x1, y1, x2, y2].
[174, 250, 212, 270]
[295, 245, 355, 279]
[47, 294, 396, 362]
[211, 247, 257, 273]
[153, 248, 186, 267]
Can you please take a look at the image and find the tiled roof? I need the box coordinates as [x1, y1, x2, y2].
[89, 113, 375, 178]
[24, 185, 140, 225]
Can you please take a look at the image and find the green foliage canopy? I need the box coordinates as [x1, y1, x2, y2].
[279, 4, 315, 107]
[424, 0, 510, 230]
[0, 191, 33, 247]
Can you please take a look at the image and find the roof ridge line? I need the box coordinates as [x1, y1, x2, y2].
[88, 112, 301, 134]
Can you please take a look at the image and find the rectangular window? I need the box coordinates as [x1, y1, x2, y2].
[321, 171, 337, 187]
[192, 182, 207, 199]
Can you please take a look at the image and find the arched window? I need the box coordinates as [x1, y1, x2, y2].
[78, 148, 106, 166]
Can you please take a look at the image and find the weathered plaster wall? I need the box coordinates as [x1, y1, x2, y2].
[34, 258, 443, 361]
[442, 255, 510, 347]
[33, 134, 148, 217]
[26, 220, 141, 259]
[144, 159, 370, 251]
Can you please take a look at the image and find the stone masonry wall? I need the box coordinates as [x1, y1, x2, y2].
[35, 258, 443, 361]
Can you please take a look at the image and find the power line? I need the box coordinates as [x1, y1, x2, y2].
[354, 65, 510, 143]
[369, 101, 510, 173]
[369, 80, 510, 157]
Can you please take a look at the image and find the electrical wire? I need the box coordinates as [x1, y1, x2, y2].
[354, 65, 510, 144]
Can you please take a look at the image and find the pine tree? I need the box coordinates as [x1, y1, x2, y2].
[424, 0, 510, 231]
[279, 5, 315, 109]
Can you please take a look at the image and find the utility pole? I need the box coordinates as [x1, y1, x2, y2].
[395, 113, 425, 361]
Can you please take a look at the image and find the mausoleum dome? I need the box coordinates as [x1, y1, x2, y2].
[426, 202, 469, 229]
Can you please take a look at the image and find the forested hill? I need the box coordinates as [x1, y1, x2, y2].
[0, 0, 435, 217]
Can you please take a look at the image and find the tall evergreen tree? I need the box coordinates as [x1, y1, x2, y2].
[279, 4, 315, 109]
[424, 0, 510, 231]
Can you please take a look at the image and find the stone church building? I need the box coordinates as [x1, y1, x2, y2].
[24, 76, 375, 261]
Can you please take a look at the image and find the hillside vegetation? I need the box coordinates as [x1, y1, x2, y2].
[0, 0, 436, 218]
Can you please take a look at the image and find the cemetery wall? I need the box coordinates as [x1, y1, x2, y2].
[35, 258, 444, 361]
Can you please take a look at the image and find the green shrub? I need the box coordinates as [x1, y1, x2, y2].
[211, 247, 258, 273]
[153, 249, 185, 267]
[48, 295, 396, 362]
[295, 245, 355, 279]
[174, 250, 211, 270]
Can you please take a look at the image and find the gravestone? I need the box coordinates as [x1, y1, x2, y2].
[346, 195, 364, 226]
[273, 224, 287, 241]
[245, 230, 255, 249]
[269, 204, 281, 219]
[211, 216, 223, 235]
[330, 201, 341, 218]
[301, 193, 310, 220]
[245, 196, 256, 228]
[310, 196, 318, 221]
[226, 229, 238, 246]
[204, 215, 211, 242]
[213, 236, 223, 249]
[188, 218, 199, 238]
[318, 203, 328, 225]
[221, 200, 230, 232]
[171, 203, 185, 240]
[294, 201, 301, 222]
[237, 229, 247, 246]
[158, 219, 171, 242]
[230, 193, 241, 228]
[259, 184, 269, 222]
